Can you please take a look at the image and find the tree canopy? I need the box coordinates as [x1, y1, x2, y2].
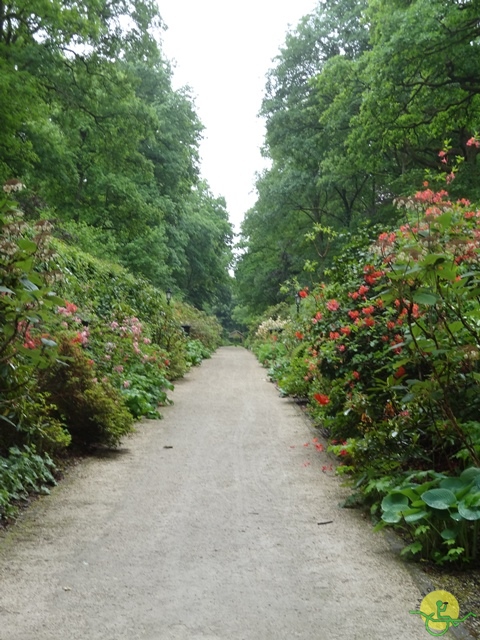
[235, 0, 480, 321]
[0, 0, 233, 311]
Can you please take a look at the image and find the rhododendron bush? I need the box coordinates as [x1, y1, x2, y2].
[0, 189, 221, 519]
[254, 186, 480, 482]
[249, 182, 480, 564]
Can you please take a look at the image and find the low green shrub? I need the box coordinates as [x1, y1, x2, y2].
[120, 370, 173, 419]
[253, 340, 287, 368]
[276, 345, 312, 398]
[0, 445, 56, 521]
[38, 337, 134, 448]
[185, 338, 212, 367]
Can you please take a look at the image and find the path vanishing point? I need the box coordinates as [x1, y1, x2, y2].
[0, 347, 429, 639]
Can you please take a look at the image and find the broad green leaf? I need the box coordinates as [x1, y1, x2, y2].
[16, 259, 34, 272]
[439, 477, 469, 493]
[446, 321, 463, 334]
[421, 488, 456, 510]
[381, 492, 409, 511]
[17, 238, 38, 252]
[441, 528, 458, 540]
[397, 488, 420, 501]
[410, 499, 426, 508]
[412, 290, 438, 305]
[403, 509, 428, 523]
[457, 501, 480, 521]
[26, 272, 43, 287]
[460, 467, 480, 482]
[381, 510, 403, 524]
[436, 212, 453, 229]
[437, 266, 457, 280]
[422, 254, 446, 266]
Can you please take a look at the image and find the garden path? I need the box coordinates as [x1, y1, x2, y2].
[0, 347, 426, 639]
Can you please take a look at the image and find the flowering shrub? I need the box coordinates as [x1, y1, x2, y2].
[251, 184, 480, 563]
[38, 336, 135, 448]
[0, 185, 222, 518]
[0, 191, 65, 456]
[255, 317, 289, 340]
[85, 315, 173, 419]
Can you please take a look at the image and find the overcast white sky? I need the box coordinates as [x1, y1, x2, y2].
[157, 0, 317, 233]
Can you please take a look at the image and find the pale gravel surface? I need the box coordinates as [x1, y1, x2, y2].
[0, 346, 428, 639]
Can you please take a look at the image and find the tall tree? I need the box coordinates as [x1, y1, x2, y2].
[236, 0, 371, 316]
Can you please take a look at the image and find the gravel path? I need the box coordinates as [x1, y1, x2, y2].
[0, 347, 426, 639]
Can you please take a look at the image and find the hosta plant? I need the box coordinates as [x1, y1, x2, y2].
[376, 467, 480, 565]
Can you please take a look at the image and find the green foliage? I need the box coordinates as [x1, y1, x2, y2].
[0, 445, 56, 522]
[276, 346, 312, 398]
[252, 340, 287, 369]
[184, 339, 212, 368]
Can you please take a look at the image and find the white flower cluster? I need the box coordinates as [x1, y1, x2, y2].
[3, 179, 25, 194]
[256, 317, 289, 340]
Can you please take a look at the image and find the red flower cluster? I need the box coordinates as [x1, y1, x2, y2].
[349, 278, 377, 298]
[467, 137, 480, 149]
[414, 188, 449, 204]
[390, 334, 403, 354]
[326, 299, 340, 311]
[313, 393, 330, 405]
[363, 265, 384, 286]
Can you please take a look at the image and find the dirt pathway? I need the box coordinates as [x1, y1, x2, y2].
[0, 347, 427, 639]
